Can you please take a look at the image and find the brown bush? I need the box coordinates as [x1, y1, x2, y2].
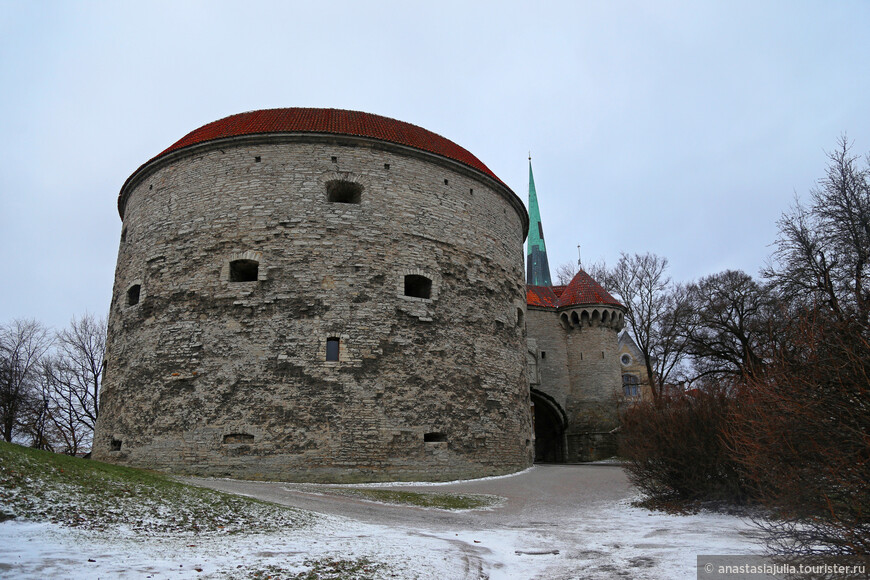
[728, 318, 870, 555]
[619, 387, 749, 505]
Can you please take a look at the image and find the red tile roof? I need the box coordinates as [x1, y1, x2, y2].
[557, 270, 623, 308]
[527, 285, 560, 307]
[526, 270, 623, 309]
[153, 108, 502, 183]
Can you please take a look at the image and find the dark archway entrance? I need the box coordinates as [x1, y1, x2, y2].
[531, 390, 567, 463]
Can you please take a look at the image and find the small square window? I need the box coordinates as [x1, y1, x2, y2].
[404, 274, 432, 299]
[229, 259, 258, 282]
[326, 180, 362, 204]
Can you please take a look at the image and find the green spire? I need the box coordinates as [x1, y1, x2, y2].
[526, 159, 552, 286]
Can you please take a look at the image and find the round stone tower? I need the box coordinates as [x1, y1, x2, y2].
[92, 108, 532, 482]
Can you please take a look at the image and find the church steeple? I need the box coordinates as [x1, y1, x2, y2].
[526, 158, 552, 286]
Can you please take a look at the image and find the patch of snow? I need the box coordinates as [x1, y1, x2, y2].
[1, 494, 764, 579]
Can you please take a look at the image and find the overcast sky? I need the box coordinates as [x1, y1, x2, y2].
[2, 1, 869, 331]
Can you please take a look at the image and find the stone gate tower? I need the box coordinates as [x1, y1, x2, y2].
[92, 108, 533, 482]
[523, 160, 626, 462]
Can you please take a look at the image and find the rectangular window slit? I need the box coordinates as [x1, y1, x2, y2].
[326, 337, 340, 361]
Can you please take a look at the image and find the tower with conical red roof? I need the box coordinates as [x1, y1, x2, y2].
[526, 160, 552, 287]
[523, 162, 627, 463]
[526, 269, 627, 462]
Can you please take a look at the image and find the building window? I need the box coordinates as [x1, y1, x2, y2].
[621, 353, 632, 366]
[326, 180, 362, 204]
[229, 259, 258, 282]
[326, 337, 340, 361]
[404, 274, 432, 299]
[424, 432, 447, 443]
[541, 351, 546, 360]
[516, 307, 525, 328]
[622, 374, 640, 397]
[126, 284, 141, 307]
[110, 438, 122, 451]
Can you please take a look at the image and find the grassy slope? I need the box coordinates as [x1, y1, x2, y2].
[0, 442, 499, 578]
[0, 441, 310, 534]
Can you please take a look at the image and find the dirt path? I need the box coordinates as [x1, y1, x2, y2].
[182, 464, 631, 532]
[181, 464, 762, 579]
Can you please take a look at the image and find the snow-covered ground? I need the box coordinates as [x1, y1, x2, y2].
[0, 465, 765, 579]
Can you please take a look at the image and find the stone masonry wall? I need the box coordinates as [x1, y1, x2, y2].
[526, 305, 624, 462]
[525, 307, 569, 410]
[564, 317, 623, 461]
[92, 137, 533, 482]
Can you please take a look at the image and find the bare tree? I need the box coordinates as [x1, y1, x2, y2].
[0, 319, 52, 442]
[765, 136, 870, 328]
[605, 253, 689, 399]
[554, 258, 608, 287]
[41, 313, 106, 453]
[680, 270, 777, 382]
[554, 261, 578, 285]
[730, 315, 870, 555]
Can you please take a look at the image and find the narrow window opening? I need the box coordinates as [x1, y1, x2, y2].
[120, 227, 127, 243]
[326, 337, 340, 361]
[384, 163, 390, 170]
[516, 307, 524, 328]
[404, 275, 432, 299]
[254, 156, 261, 162]
[223, 433, 255, 444]
[424, 432, 447, 443]
[229, 259, 259, 282]
[331, 156, 338, 163]
[126, 284, 141, 307]
[601, 351, 605, 359]
[469, 188, 474, 195]
[110, 439, 122, 451]
[325, 180, 362, 204]
[540, 351, 546, 360]
[443, 179, 449, 185]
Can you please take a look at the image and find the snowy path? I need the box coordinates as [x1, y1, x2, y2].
[0, 464, 764, 579]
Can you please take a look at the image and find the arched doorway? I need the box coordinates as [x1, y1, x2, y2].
[530, 390, 567, 463]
